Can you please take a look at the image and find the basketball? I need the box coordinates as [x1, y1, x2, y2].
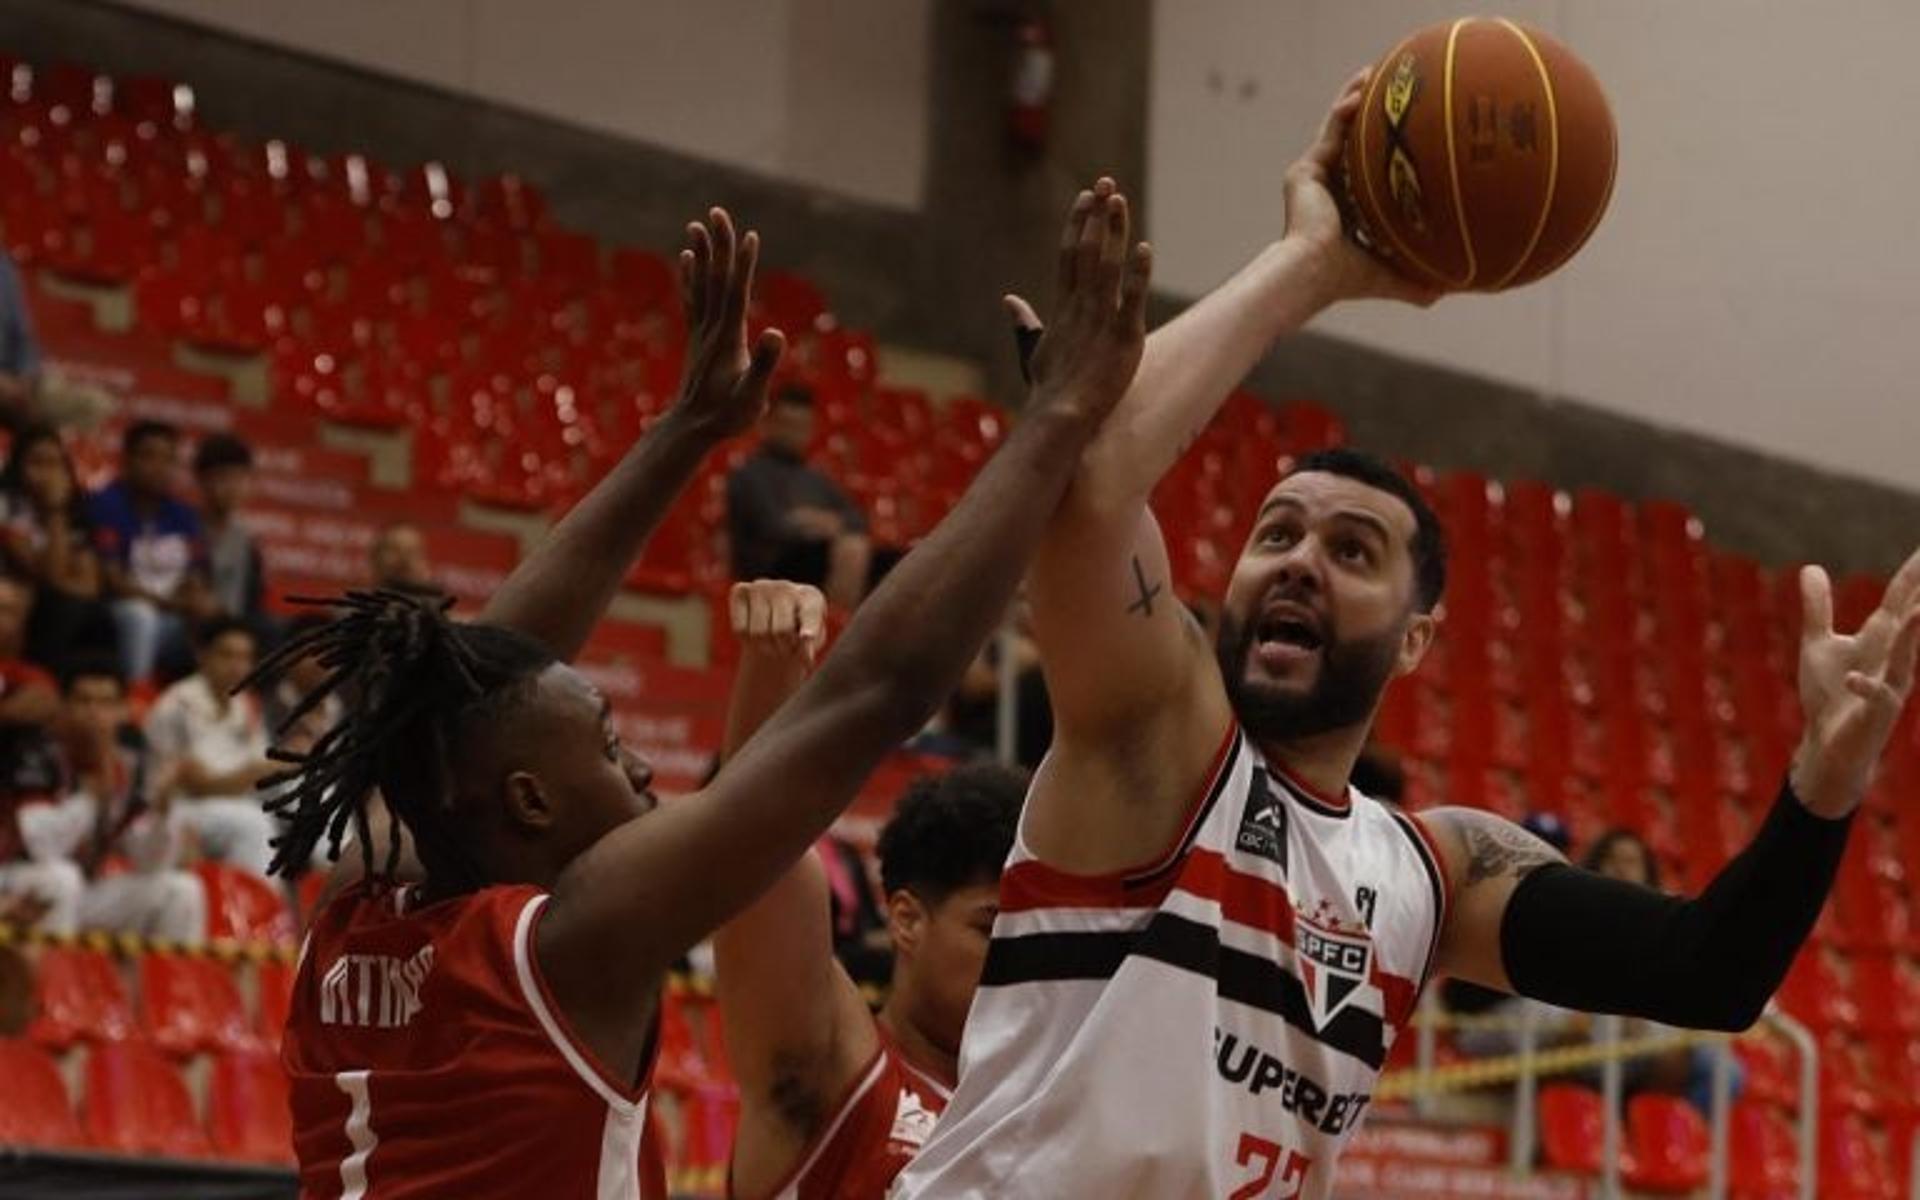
[1342, 17, 1616, 292]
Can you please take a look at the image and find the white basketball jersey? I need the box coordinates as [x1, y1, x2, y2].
[894, 728, 1449, 1200]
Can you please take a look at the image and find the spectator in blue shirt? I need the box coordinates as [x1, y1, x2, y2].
[0, 253, 41, 433]
[87, 421, 214, 682]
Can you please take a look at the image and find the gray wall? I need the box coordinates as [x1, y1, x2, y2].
[8, 0, 1915, 576]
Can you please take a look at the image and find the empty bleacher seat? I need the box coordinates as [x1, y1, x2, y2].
[206, 1049, 295, 1164]
[30, 946, 135, 1050]
[1623, 1094, 1710, 1194]
[83, 1039, 210, 1158]
[0, 1038, 83, 1148]
[138, 952, 259, 1058]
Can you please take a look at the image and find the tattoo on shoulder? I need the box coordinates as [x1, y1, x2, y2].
[1126, 554, 1164, 618]
[1461, 820, 1562, 887]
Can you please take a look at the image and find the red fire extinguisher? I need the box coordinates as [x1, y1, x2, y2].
[1009, 18, 1054, 152]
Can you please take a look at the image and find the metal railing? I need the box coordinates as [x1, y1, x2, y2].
[1394, 1004, 1820, 1200]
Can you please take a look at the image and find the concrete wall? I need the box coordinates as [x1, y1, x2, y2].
[1148, 0, 1920, 496]
[112, 0, 931, 210]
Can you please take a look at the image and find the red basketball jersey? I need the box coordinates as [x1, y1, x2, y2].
[738, 1028, 951, 1200]
[286, 881, 667, 1199]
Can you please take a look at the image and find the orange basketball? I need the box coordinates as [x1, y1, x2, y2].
[1342, 17, 1616, 292]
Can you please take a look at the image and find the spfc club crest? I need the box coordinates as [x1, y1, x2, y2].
[1295, 911, 1373, 1030]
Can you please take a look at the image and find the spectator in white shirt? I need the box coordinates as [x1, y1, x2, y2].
[1, 654, 206, 942]
[142, 617, 277, 876]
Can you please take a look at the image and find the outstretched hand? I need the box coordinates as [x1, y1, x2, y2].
[1004, 178, 1152, 427]
[673, 208, 787, 438]
[1792, 548, 1920, 816]
[1282, 67, 1442, 308]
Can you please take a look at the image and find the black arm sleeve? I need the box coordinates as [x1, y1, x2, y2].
[1499, 779, 1853, 1031]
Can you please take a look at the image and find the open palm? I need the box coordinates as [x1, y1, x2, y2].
[1794, 549, 1920, 815]
[674, 207, 786, 439]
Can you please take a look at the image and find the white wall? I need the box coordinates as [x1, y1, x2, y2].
[118, 0, 930, 209]
[1149, 0, 1919, 490]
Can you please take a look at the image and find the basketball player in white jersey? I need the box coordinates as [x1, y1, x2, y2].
[898, 69, 1920, 1199]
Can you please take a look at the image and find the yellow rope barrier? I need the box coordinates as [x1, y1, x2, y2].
[0, 919, 296, 964]
[1376, 1027, 1731, 1100]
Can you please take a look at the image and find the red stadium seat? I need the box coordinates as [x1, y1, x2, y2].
[1852, 954, 1920, 1038]
[255, 958, 295, 1048]
[207, 1049, 295, 1164]
[1777, 947, 1860, 1033]
[1537, 1083, 1622, 1176]
[197, 862, 295, 944]
[1732, 1034, 1800, 1108]
[83, 1039, 211, 1159]
[1820, 1112, 1899, 1200]
[138, 952, 260, 1058]
[30, 947, 135, 1049]
[1729, 1100, 1799, 1200]
[0, 1038, 83, 1148]
[1889, 1109, 1918, 1200]
[1622, 1094, 1710, 1194]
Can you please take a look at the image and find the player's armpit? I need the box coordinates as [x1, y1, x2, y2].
[713, 846, 879, 1193]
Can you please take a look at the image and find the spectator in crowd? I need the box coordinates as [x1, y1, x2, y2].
[369, 521, 435, 593]
[0, 250, 41, 433]
[3, 654, 207, 942]
[1, 424, 111, 670]
[0, 573, 64, 918]
[0, 573, 58, 729]
[193, 432, 267, 629]
[727, 384, 872, 609]
[89, 420, 214, 681]
[142, 616, 277, 876]
[260, 613, 340, 748]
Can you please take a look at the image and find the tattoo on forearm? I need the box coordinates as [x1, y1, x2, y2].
[1463, 822, 1561, 887]
[1127, 555, 1164, 618]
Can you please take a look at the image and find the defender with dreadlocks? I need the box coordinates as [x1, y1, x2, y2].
[262, 190, 1152, 1199]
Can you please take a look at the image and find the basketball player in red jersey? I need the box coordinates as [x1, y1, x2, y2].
[708, 580, 1025, 1199]
[259, 190, 1152, 1199]
[900, 72, 1920, 1198]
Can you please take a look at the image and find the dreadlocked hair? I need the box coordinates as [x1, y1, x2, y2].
[241, 589, 556, 884]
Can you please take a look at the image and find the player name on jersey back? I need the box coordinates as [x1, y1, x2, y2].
[317, 945, 436, 1029]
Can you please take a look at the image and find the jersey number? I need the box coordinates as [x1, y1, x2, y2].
[1229, 1132, 1310, 1200]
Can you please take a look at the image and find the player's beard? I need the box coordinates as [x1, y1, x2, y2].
[1215, 610, 1401, 741]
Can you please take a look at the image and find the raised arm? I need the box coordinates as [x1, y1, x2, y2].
[481, 209, 784, 661]
[1424, 550, 1920, 1029]
[1022, 73, 1435, 869]
[540, 182, 1152, 1001]
[705, 581, 881, 1193]
[309, 208, 779, 897]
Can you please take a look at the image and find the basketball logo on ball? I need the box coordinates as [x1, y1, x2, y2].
[1381, 53, 1426, 234]
[1343, 16, 1617, 293]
